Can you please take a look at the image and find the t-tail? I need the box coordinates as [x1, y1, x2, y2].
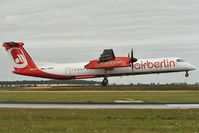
[3, 42, 67, 79]
[3, 42, 38, 76]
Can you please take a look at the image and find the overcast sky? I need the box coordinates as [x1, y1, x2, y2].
[0, 0, 198, 84]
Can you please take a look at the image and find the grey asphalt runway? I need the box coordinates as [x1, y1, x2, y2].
[0, 102, 199, 109]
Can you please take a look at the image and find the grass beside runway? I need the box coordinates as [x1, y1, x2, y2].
[0, 86, 199, 133]
[0, 91, 199, 102]
[0, 109, 199, 133]
[1, 85, 199, 91]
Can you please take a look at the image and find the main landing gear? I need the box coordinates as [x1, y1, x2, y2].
[102, 70, 109, 86]
[185, 71, 189, 77]
[102, 77, 109, 86]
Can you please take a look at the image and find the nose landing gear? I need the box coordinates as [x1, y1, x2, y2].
[185, 71, 189, 77]
[102, 77, 109, 86]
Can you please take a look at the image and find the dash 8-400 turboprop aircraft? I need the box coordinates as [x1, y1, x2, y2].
[3, 42, 196, 86]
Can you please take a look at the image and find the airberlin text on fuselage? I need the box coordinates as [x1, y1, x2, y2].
[134, 59, 176, 70]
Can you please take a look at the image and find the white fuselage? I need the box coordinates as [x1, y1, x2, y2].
[37, 57, 196, 79]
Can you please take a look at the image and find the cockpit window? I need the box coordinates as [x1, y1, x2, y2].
[177, 59, 185, 62]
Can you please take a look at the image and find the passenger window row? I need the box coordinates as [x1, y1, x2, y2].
[71, 68, 88, 71]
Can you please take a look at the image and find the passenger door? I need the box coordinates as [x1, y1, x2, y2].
[65, 67, 71, 76]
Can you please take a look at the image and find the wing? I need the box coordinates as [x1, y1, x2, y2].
[99, 49, 115, 62]
[85, 49, 137, 70]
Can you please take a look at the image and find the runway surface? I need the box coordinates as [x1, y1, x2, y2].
[0, 102, 199, 109]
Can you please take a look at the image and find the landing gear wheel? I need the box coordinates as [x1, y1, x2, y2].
[102, 78, 108, 86]
[185, 71, 189, 77]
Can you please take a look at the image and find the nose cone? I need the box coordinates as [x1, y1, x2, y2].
[187, 63, 196, 71]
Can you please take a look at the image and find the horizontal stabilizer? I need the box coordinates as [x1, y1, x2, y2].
[3, 42, 24, 50]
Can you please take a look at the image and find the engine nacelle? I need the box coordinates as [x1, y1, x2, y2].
[85, 57, 131, 70]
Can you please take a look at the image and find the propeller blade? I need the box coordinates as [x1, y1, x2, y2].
[131, 48, 137, 62]
[131, 48, 134, 70]
[131, 48, 137, 70]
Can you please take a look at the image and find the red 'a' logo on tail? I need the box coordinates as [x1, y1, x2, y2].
[11, 49, 25, 64]
[9, 48, 28, 68]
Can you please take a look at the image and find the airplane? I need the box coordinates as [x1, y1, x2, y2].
[3, 42, 196, 86]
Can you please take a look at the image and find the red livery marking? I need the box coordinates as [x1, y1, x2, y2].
[11, 48, 26, 65]
[134, 59, 176, 70]
[85, 57, 131, 70]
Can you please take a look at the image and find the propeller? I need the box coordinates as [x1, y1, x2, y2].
[130, 48, 137, 70]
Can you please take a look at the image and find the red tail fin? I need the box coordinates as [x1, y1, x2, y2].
[3, 42, 37, 74]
